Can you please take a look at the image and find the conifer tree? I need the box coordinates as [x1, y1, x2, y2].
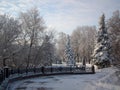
[92, 14, 111, 68]
[65, 35, 75, 66]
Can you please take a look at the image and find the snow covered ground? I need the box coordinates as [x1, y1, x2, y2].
[7, 67, 120, 90]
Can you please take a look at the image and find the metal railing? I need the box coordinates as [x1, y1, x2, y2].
[0, 65, 95, 85]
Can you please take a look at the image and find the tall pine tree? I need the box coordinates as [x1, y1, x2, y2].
[92, 14, 111, 68]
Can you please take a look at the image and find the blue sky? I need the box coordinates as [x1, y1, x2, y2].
[0, 0, 120, 34]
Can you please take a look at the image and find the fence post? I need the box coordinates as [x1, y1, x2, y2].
[26, 67, 28, 74]
[3, 66, 9, 79]
[41, 66, 44, 74]
[0, 70, 4, 82]
[91, 65, 95, 73]
[59, 67, 62, 73]
[10, 69, 13, 74]
[70, 66, 72, 72]
[17, 68, 20, 75]
[51, 67, 53, 73]
[34, 67, 36, 73]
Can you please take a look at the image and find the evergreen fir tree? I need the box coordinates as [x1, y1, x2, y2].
[65, 35, 75, 66]
[92, 14, 111, 68]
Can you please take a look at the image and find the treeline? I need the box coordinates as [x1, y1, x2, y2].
[0, 8, 56, 68]
[57, 10, 120, 66]
[0, 8, 120, 68]
[57, 26, 96, 64]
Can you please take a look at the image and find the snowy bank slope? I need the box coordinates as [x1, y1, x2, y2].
[85, 67, 120, 90]
[8, 67, 120, 90]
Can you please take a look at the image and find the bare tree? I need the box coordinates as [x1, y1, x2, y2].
[0, 14, 21, 67]
[56, 32, 67, 62]
[19, 8, 45, 67]
[71, 26, 96, 63]
[33, 30, 57, 66]
[39, 35, 55, 66]
[107, 10, 120, 65]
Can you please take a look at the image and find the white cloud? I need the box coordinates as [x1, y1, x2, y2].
[0, 0, 120, 34]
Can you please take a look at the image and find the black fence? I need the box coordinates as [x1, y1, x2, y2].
[0, 65, 95, 85]
[0, 70, 3, 84]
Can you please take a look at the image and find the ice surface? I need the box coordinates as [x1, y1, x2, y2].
[7, 67, 120, 90]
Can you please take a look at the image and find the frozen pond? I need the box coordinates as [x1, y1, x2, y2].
[8, 75, 97, 90]
[8, 68, 120, 90]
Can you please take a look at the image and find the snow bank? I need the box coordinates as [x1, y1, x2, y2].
[87, 67, 120, 90]
[98, 67, 120, 85]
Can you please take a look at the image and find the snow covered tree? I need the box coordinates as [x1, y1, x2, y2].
[20, 8, 45, 67]
[65, 35, 75, 66]
[71, 26, 96, 63]
[39, 35, 55, 66]
[107, 10, 120, 65]
[57, 32, 67, 62]
[0, 14, 21, 67]
[92, 14, 111, 68]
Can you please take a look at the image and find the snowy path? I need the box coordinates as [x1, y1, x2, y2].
[8, 67, 120, 90]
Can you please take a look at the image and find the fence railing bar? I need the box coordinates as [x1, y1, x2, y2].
[0, 65, 95, 85]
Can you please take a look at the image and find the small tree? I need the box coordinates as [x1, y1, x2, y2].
[65, 35, 75, 66]
[92, 14, 111, 68]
